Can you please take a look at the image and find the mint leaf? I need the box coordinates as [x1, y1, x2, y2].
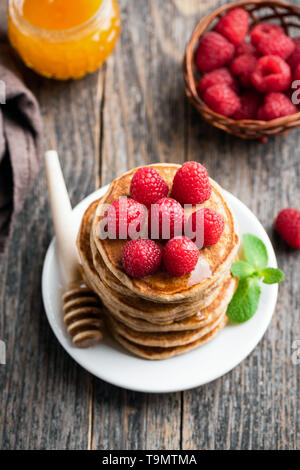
[260, 267, 285, 284]
[231, 260, 256, 279]
[227, 277, 261, 323]
[243, 234, 268, 270]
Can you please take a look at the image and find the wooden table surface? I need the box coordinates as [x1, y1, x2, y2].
[0, 0, 300, 450]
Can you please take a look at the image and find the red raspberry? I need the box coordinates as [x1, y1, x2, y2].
[232, 90, 262, 120]
[163, 236, 199, 277]
[257, 92, 297, 120]
[203, 84, 241, 117]
[250, 23, 284, 47]
[230, 54, 257, 87]
[214, 8, 249, 46]
[198, 68, 238, 95]
[122, 239, 162, 278]
[275, 208, 300, 248]
[256, 33, 295, 60]
[171, 161, 212, 205]
[251, 55, 291, 93]
[188, 208, 225, 248]
[107, 197, 147, 239]
[235, 41, 257, 57]
[288, 37, 300, 69]
[148, 198, 185, 240]
[195, 32, 234, 73]
[130, 167, 169, 208]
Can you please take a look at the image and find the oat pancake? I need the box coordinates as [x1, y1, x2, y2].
[77, 199, 232, 325]
[92, 164, 239, 302]
[110, 316, 228, 360]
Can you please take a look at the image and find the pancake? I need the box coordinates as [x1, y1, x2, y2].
[77, 199, 232, 325]
[92, 163, 239, 302]
[102, 276, 237, 332]
[110, 316, 228, 360]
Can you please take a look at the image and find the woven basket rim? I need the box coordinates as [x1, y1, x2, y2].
[183, 0, 300, 136]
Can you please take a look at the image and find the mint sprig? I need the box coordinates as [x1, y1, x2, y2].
[227, 234, 284, 324]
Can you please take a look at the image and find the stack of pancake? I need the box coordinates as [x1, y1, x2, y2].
[77, 164, 240, 359]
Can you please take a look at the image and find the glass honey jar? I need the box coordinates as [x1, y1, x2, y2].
[8, 0, 121, 80]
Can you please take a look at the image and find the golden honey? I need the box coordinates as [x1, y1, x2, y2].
[8, 0, 121, 80]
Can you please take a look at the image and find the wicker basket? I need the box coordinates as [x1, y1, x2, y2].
[183, 0, 300, 140]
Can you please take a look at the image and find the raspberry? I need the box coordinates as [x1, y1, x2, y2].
[122, 239, 162, 278]
[107, 197, 147, 239]
[257, 92, 297, 120]
[214, 8, 249, 46]
[195, 32, 234, 73]
[250, 23, 284, 47]
[235, 41, 257, 57]
[275, 208, 300, 248]
[148, 198, 185, 240]
[130, 167, 169, 208]
[251, 55, 291, 93]
[232, 90, 262, 120]
[256, 33, 295, 60]
[188, 208, 225, 248]
[288, 37, 300, 69]
[171, 161, 212, 205]
[230, 54, 257, 87]
[203, 84, 241, 117]
[163, 236, 199, 277]
[198, 68, 238, 95]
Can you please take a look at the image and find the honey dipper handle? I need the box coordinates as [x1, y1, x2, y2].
[45, 150, 80, 283]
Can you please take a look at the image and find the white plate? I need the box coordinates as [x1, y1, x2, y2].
[42, 186, 278, 393]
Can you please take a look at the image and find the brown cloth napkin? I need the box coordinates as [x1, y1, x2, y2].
[0, 45, 43, 252]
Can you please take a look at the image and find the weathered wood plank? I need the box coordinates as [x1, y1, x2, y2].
[0, 60, 104, 448]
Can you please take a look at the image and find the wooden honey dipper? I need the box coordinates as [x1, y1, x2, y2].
[45, 150, 104, 348]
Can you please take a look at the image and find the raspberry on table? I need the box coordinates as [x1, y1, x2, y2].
[148, 197, 185, 240]
[275, 208, 300, 249]
[256, 92, 297, 121]
[107, 197, 147, 239]
[163, 236, 199, 277]
[232, 90, 262, 120]
[203, 84, 241, 117]
[130, 167, 169, 208]
[235, 41, 257, 57]
[256, 33, 295, 60]
[251, 55, 291, 93]
[171, 161, 212, 205]
[230, 54, 257, 87]
[214, 8, 249, 46]
[122, 239, 162, 278]
[195, 32, 234, 73]
[250, 22, 284, 46]
[187, 208, 225, 248]
[288, 37, 300, 69]
[198, 68, 238, 95]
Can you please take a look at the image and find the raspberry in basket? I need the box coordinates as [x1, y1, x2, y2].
[198, 68, 238, 95]
[235, 41, 257, 57]
[203, 84, 241, 117]
[250, 22, 284, 46]
[288, 37, 300, 69]
[195, 32, 234, 73]
[256, 32, 295, 60]
[257, 92, 297, 120]
[214, 8, 249, 46]
[232, 91, 262, 120]
[251, 55, 291, 93]
[231, 54, 257, 88]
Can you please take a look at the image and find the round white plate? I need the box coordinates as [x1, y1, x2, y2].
[42, 186, 278, 393]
